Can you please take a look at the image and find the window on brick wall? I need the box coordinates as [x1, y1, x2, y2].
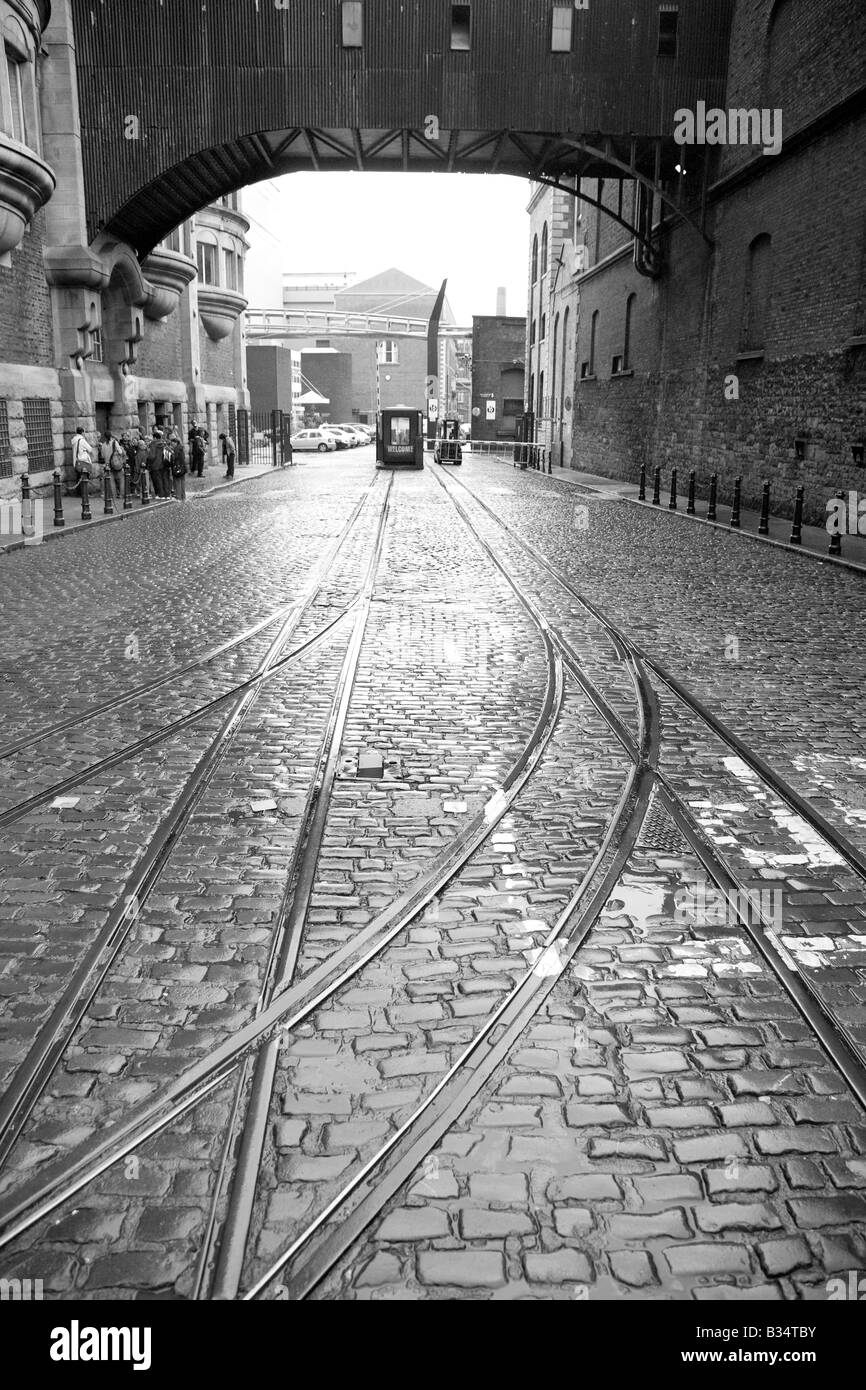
[658, 6, 679, 57]
[742, 234, 773, 352]
[0, 400, 12, 479]
[531, 235, 539, 284]
[5, 48, 28, 146]
[540, 314, 546, 342]
[589, 310, 599, 376]
[22, 398, 53, 473]
[541, 223, 549, 277]
[623, 293, 636, 370]
[551, 5, 573, 52]
[197, 242, 218, 285]
[90, 327, 104, 364]
[224, 249, 238, 290]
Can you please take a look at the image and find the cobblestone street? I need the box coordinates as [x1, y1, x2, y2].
[0, 449, 864, 1304]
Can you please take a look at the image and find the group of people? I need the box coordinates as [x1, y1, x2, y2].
[71, 423, 238, 502]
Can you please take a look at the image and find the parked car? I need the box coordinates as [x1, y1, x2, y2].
[290, 428, 337, 453]
[321, 426, 354, 450]
[336, 424, 371, 446]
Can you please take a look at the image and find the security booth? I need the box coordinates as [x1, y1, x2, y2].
[376, 407, 424, 469]
[434, 417, 463, 466]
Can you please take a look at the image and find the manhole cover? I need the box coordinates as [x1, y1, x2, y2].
[637, 795, 686, 853]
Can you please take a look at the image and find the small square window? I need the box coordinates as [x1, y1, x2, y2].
[612, 354, 623, 374]
[451, 5, 471, 51]
[342, 2, 363, 48]
[551, 6, 573, 53]
[658, 7, 679, 57]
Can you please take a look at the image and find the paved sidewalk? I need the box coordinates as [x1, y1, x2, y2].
[469, 450, 866, 571]
[0, 457, 293, 556]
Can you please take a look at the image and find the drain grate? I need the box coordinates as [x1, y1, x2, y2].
[637, 794, 687, 853]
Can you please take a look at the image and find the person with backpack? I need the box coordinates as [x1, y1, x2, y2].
[71, 427, 94, 493]
[170, 433, 188, 500]
[100, 431, 126, 499]
[220, 432, 236, 480]
[147, 428, 169, 499]
[190, 428, 206, 478]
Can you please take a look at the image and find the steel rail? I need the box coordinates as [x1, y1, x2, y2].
[0, 600, 361, 829]
[201, 478, 394, 1300]
[0, 482, 379, 1167]
[0, 551, 566, 1253]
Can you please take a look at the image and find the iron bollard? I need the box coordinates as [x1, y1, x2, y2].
[547, 450, 552, 476]
[652, 466, 661, 506]
[20, 473, 31, 505]
[758, 480, 770, 536]
[687, 469, 696, 515]
[669, 467, 678, 511]
[103, 468, 114, 515]
[140, 468, 151, 506]
[80, 473, 92, 521]
[52, 469, 65, 528]
[707, 473, 718, 521]
[638, 463, 647, 501]
[730, 476, 742, 528]
[123, 458, 133, 510]
[829, 490, 844, 556]
[790, 486, 804, 545]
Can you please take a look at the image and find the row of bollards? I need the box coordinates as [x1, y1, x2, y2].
[640, 468, 849, 556]
[18, 462, 155, 533]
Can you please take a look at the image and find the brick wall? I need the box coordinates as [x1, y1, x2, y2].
[0, 208, 54, 367]
[136, 314, 183, 382]
[199, 328, 236, 385]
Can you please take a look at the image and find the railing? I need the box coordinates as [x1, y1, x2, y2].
[245, 308, 429, 339]
[469, 439, 551, 472]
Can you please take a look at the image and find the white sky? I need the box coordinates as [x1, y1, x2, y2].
[241, 171, 531, 324]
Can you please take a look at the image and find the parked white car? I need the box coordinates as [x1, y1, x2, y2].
[336, 424, 372, 446]
[291, 428, 337, 453]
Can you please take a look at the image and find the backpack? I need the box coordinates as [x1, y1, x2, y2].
[171, 451, 187, 478]
[110, 441, 125, 470]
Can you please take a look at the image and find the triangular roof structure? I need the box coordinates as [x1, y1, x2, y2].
[335, 268, 455, 324]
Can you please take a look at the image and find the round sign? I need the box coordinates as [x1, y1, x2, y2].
[564, 396, 572, 411]
[472, 406, 481, 417]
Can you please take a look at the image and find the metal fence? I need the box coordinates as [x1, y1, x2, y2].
[247, 410, 296, 468]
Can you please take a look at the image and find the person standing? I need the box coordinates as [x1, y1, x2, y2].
[147, 428, 168, 498]
[71, 427, 93, 493]
[190, 427, 206, 478]
[220, 432, 236, 479]
[134, 431, 148, 491]
[170, 433, 187, 500]
[101, 431, 125, 498]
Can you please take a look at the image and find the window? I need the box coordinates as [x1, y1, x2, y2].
[90, 327, 103, 364]
[389, 416, 411, 446]
[538, 372, 545, 416]
[503, 398, 523, 418]
[551, 6, 573, 52]
[742, 234, 773, 351]
[611, 355, 623, 374]
[22, 397, 53, 473]
[531, 235, 539, 284]
[530, 320, 536, 347]
[378, 340, 399, 364]
[623, 293, 636, 370]
[541, 223, 549, 277]
[658, 6, 679, 57]
[315, 339, 331, 348]
[162, 227, 181, 253]
[0, 400, 12, 479]
[197, 242, 218, 285]
[540, 314, 547, 342]
[451, 5, 471, 50]
[342, 1, 363, 46]
[561, 306, 570, 412]
[224, 249, 238, 290]
[5, 49, 26, 145]
[589, 310, 599, 376]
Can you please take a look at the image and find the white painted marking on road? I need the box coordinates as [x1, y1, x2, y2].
[484, 789, 508, 823]
[250, 799, 278, 813]
[51, 796, 80, 809]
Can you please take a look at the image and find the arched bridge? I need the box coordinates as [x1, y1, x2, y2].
[72, 0, 734, 258]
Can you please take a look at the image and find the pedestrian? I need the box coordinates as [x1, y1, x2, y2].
[134, 431, 149, 491]
[170, 433, 187, 500]
[147, 428, 169, 499]
[123, 430, 138, 489]
[190, 427, 206, 478]
[71, 426, 93, 493]
[220, 432, 236, 479]
[101, 431, 125, 499]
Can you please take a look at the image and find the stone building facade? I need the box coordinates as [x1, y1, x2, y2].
[526, 180, 581, 470]
[0, 0, 249, 499]
[471, 316, 527, 443]
[527, 0, 866, 520]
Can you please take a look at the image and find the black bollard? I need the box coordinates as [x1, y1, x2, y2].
[790, 486, 804, 545]
[20, 472, 31, 505]
[652, 466, 661, 506]
[758, 480, 770, 536]
[547, 450, 552, 476]
[730, 476, 742, 528]
[80, 473, 92, 521]
[52, 469, 65, 528]
[669, 467, 678, 511]
[829, 490, 844, 556]
[123, 459, 133, 510]
[638, 463, 647, 501]
[103, 468, 115, 516]
[140, 469, 151, 506]
[686, 469, 696, 515]
[707, 473, 718, 521]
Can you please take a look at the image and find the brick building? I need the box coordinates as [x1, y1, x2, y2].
[471, 316, 527, 443]
[534, 0, 866, 521]
[0, 0, 249, 499]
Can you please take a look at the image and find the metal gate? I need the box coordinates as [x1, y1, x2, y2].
[248, 410, 295, 468]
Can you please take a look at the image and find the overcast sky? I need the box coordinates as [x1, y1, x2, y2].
[242, 171, 531, 324]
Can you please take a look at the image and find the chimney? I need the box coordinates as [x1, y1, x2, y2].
[496, 287, 507, 317]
